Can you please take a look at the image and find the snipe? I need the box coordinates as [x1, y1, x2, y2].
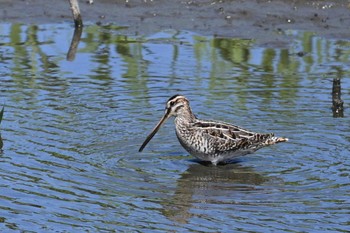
[139, 95, 288, 165]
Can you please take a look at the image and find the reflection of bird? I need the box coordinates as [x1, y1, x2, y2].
[161, 163, 268, 223]
[139, 95, 288, 165]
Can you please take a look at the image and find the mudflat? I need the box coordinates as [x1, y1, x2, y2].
[1, 0, 350, 45]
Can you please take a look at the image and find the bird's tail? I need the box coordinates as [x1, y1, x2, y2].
[268, 136, 288, 145]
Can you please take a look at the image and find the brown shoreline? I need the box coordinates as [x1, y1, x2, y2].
[1, 0, 350, 45]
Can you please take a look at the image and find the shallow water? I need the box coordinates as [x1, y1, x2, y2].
[0, 23, 349, 232]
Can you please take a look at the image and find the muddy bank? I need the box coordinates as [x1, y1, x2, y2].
[1, 0, 350, 45]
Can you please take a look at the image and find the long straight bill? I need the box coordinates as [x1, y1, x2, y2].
[139, 110, 171, 152]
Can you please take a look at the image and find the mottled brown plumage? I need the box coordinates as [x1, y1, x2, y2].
[139, 95, 288, 165]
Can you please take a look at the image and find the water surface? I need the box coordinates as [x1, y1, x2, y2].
[0, 23, 349, 232]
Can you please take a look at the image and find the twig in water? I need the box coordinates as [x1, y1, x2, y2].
[68, 0, 83, 28]
[332, 78, 344, 117]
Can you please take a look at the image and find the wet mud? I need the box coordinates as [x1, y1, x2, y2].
[1, 0, 350, 46]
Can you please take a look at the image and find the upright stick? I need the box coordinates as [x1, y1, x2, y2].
[68, 0, 83, 28]
[332, 78, 344, 117]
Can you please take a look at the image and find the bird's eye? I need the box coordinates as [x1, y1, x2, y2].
[169, 101, 175, 107]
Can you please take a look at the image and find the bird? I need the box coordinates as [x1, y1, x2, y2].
[139, 95, 288, 165]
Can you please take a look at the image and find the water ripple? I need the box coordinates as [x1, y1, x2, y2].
[0, 23, 350, 232]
